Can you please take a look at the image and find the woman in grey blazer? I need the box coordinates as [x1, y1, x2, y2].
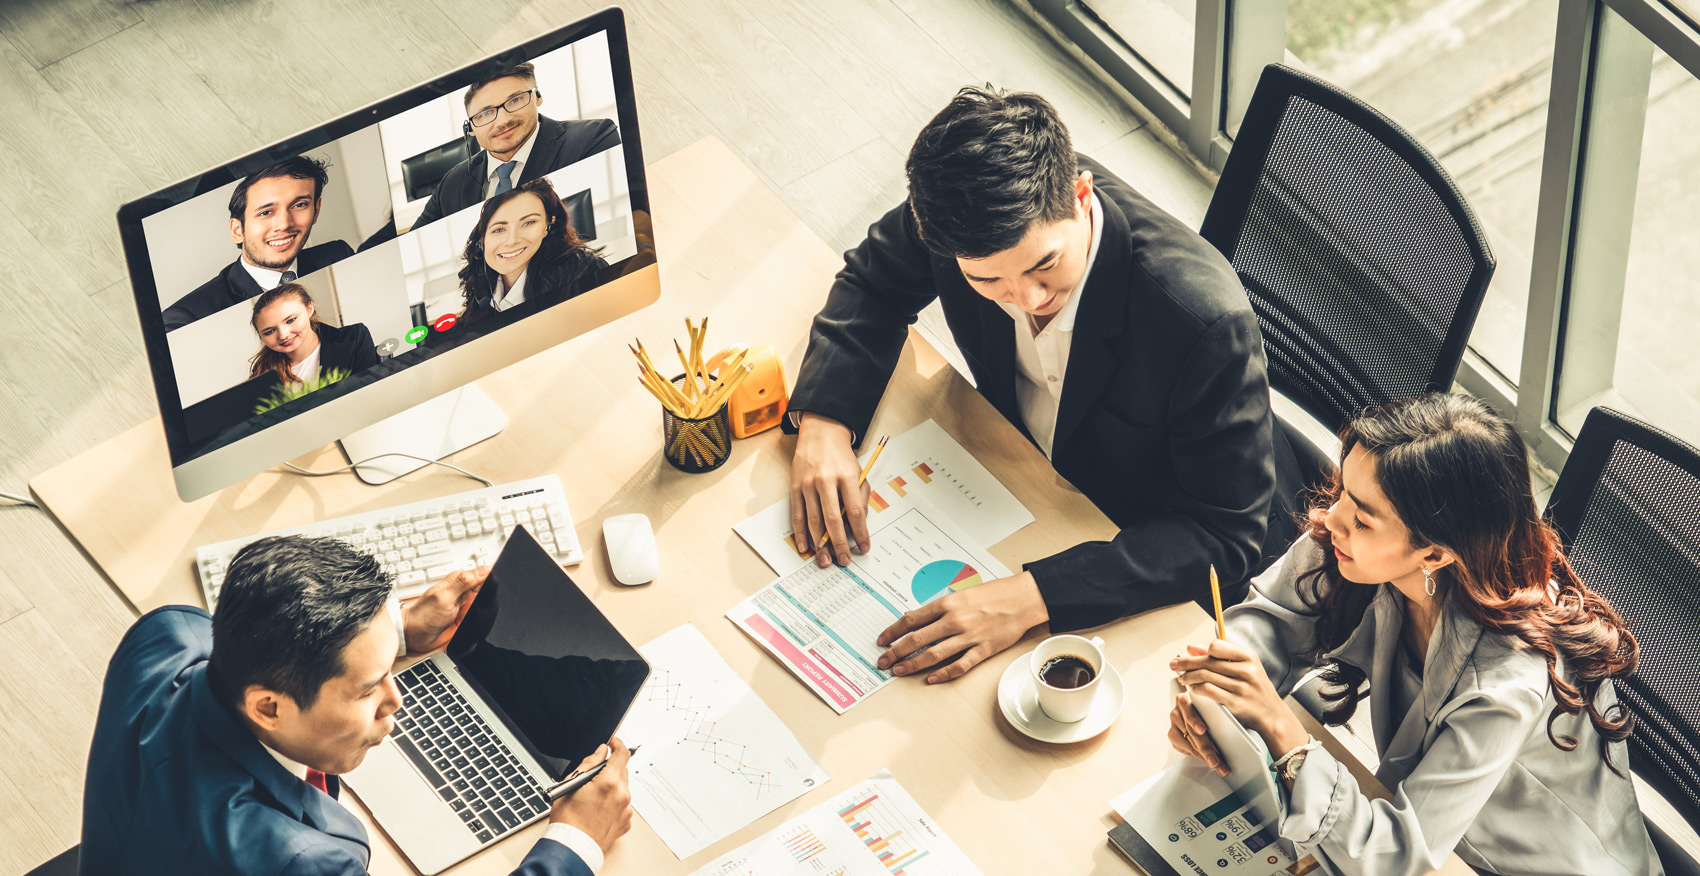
[1168, 392, 1662, 876]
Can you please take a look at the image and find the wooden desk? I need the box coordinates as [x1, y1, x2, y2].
[32, 137, 1468, 875]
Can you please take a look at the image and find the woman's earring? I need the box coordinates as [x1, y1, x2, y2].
[1422, 567, 1436, 597]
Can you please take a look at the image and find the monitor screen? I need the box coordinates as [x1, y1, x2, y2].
[117, 9, 657, 499]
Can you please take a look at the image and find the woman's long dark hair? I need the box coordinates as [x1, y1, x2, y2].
[1300, 393, 1638, 767]
[456, 177, 603, 327]
[248, 282, 321, 386]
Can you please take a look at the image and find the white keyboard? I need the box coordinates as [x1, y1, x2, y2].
[195, 475, 582, 609]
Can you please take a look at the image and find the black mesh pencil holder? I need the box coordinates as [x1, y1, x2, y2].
[662, 374, 732, 473]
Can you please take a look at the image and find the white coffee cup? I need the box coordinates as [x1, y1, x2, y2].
[1029, 634, 1106, 723]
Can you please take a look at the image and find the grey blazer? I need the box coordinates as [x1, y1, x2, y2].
[1228, 537, 1662, 876]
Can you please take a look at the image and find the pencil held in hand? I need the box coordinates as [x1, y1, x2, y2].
[1209, 564, 1226, 641]
[820, 435, 888, 549]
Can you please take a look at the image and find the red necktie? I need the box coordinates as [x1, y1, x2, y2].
[305, 768, 329, 794]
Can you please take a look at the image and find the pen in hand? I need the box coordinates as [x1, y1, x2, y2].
[544, 744, 641, 801]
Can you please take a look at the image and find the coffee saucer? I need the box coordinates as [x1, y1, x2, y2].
[997, 657, 1124, 743]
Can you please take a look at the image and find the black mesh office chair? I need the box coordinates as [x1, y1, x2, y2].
[1545, 407, 1700, 875]
[1201, 64, 1496, 434]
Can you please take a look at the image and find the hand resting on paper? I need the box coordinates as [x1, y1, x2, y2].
[874, 571, 1048, 683]
[1168, 640, 1308, 769]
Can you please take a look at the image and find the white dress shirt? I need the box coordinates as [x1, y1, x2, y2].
[288, 344, 322, 384]
[995, 192, 1104, 458]
[484, 125, 541, 198]
[492, 269, 529, 312]
[241, 258, 298, 291]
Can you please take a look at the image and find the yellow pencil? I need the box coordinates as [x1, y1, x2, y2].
[820, 435, 888, 548]
[1209, 564, 1226, 641]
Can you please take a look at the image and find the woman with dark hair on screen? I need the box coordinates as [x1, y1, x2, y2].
[1167, 392, 1661, 876]
[248, 282, 378, 388]
[451, 176, 607, 335]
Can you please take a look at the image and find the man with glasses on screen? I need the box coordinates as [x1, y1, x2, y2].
[409, 62, 621, 232]
[163, 156, 355, 331]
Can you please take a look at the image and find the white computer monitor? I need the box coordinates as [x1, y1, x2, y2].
[117, 9, 658, 501]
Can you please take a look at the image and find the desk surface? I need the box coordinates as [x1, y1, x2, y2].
[32, 136, 1468, 876]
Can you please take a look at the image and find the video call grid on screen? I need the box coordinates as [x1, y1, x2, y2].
[117, 11, 649, 462]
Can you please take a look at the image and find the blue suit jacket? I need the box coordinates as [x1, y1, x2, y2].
[81, 606, 592, 876]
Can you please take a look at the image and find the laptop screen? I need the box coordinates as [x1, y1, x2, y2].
[445, 526, 648, 779]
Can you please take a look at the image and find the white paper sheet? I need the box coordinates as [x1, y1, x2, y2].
[728, 498, 1011, 712]
[688, 769, 982, 876]
[619, 625, 831, 859]
[733, 419, 1033, 574]
[1108, 684, 1319, 876]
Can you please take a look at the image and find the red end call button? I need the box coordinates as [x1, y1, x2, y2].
[432, 313, 458, 333]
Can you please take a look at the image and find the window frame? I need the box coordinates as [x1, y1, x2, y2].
[1024, 0, 1700, 473]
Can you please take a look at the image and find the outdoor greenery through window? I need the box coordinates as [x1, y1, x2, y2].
[1283, 0, 1560, 387]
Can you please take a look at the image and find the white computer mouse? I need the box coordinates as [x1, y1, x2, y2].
[602, 513, 659, 586]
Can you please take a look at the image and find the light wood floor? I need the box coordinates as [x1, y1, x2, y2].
[0, 0, 1215, 871]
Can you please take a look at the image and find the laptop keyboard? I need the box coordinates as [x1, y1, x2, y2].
[390, 661, 551, 844]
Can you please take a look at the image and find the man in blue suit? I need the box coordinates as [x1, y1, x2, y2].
[80, 536, 631, 875]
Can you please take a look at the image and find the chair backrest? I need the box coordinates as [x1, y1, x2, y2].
[1545, 406, 1700, 838]
[1201, 64, 1496, 432]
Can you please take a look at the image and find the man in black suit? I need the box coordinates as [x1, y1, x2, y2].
[409, 61, 620, 232]
[787, 87, 1299, 683]
[163, 155, 354, 331]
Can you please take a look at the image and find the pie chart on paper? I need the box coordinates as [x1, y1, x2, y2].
[911, 560, 984, 603]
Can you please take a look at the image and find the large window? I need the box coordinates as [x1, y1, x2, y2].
[1080, 0, 1197, 96]
[1554, 33, 1700, 445]
[1026, 0, 1700, 469]
[1284, 0, 1561, 383]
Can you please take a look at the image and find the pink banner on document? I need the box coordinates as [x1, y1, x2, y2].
[743, 613, 858, 709]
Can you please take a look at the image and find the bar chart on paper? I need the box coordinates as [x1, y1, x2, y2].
[688, 770, 982, 876]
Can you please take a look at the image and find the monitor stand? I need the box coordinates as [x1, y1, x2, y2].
[338, 384, 507, 485]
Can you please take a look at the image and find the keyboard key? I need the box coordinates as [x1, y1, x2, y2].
[437, 784, 458, 802]
[458, 808, 475, 822]
[497, 807, 519, 829]
[476, 829, 493, 843]
[392, 736, 445, 789]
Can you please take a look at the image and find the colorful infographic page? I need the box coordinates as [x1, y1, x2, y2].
[728, 500, 1011, 713]
[733, 419, 1033, 576]
[689, 770, 982, 876]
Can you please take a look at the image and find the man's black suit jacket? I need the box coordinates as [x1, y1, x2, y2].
[163, 239, 355, 331]
[411, 116, 621, 231]
[789, 156, 1296, 631]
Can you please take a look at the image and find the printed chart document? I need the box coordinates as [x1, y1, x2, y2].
[729, 498, 1011, 712]
[688, 769, 981, 876]
[619, 625, 831, 859]
[1108, 684, 1318, 876]
[734, 419, 1033, 574]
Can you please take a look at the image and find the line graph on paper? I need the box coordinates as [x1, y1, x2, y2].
[642, 669, 776, 796]
[621, 625, 830, 858]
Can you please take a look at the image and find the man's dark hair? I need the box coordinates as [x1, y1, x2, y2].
[227, 155, 330, 222]
[905, 86, 1077, 259]
[207, 535, 392, 713]
[465, 61, 538, 109]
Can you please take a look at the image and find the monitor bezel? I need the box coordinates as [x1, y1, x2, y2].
[116, 7, 655, 500]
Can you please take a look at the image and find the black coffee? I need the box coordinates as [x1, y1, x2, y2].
[1039, 654, 1096, 689]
